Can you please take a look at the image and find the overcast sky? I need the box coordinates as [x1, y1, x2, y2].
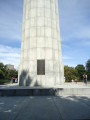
[0, 0, 90, 68]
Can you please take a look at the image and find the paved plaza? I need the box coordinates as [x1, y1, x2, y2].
[0, 96, 90, 120]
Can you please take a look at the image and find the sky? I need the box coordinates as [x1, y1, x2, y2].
[0, 0, 90, 69]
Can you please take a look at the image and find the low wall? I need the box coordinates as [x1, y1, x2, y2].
[0, 88, 90, 96]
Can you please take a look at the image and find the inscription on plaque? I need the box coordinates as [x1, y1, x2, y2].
[37, 60, 45, 75]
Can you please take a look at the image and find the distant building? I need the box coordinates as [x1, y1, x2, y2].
[6, 64, 14, 70]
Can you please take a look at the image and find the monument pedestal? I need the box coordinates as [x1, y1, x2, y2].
[0, 83, 90, 96]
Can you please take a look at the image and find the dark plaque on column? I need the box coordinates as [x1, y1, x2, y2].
[37, 60, 45, 75]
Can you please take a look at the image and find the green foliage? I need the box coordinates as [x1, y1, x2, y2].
[0, 62, 18, 83]
[0, 69, 4, 79]
[64, 66, 79, 82]
[86, 59, 90, 80]
[0, 79, 10, 83]
[75, 64, 85, 80]
[0, 63, 5, 70]
[9, 69, 18, 78]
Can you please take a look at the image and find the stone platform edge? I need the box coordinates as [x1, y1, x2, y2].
[0, 88, 90, 96]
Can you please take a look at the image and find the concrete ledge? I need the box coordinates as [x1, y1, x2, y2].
[0, 89, 54, 96]
[0, 88, 90, 96]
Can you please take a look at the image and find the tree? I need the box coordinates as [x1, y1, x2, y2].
[9, 69, 18, 78]
[0, 62, 18, 81]
[86, 59, 90, 80]
[0, 69, 4, 79]
[64, 66, 79, 82]
[0, 63, 4, 70]
[75, 64, 85, 81]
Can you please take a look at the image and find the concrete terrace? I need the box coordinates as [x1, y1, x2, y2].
[0, 83, 90, 96]
[0, 83, 90, 89]
[0, 83, 90, 120]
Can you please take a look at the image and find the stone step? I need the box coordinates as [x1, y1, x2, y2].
[0, 88, 90, 96]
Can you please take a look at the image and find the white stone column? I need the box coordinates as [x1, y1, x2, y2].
[19, 0, 64, 86]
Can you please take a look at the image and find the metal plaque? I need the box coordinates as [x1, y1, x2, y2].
[37, 60, 45, 75]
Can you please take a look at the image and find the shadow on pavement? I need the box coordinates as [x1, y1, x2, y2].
[0, 96, 90, 120]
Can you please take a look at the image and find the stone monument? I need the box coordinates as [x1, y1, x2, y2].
[19, 0, 64, 86]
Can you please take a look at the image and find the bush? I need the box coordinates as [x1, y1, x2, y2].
[64, 66, 79, 82]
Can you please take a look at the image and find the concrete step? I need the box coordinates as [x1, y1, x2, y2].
[0, 88, 90, 96]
